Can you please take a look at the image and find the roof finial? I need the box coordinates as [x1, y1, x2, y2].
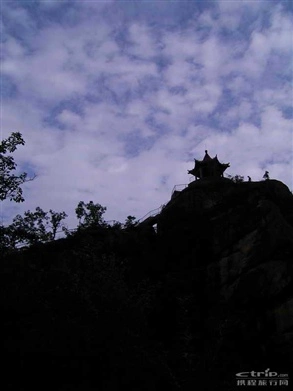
[205, 149, 208, 154]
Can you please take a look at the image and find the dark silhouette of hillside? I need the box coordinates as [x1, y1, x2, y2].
[2, 179, 293, 390]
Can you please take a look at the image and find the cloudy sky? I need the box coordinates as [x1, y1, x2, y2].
[1, 0, 293, 230]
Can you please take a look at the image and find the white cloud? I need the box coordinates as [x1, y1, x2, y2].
[200, 36, 228, 79]
[255, 86, 292, 110]
[127, 23, 158, 59]
[1, 1, 292, 230]
[225, 101, 253, 122]
[269, 7, 293, 53]
[58, 110, 82, 128]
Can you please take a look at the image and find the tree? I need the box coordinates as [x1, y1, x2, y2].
[0, 132, 35, 202]
[124, 215, 138, 229]
[75, 201, 107, 229]
[50, 210, 68, 239]
[0, 225, 16, 253]
[227, 174, 244, 183]
[1, 207, 67, 250]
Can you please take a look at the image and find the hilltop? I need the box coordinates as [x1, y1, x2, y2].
[2, 178, 293, 390]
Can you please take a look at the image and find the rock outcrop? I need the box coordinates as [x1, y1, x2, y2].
[2, 178, 293, 390]
[152, 179, 293, 389]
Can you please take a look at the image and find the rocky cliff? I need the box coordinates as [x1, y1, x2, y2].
[2, 179, 293, 390]
[150, 178, 293, 389]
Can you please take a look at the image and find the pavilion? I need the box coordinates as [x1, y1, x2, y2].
[188, 150, 230, 180]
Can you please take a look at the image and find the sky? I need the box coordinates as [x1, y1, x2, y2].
[1, 0, 293, 231]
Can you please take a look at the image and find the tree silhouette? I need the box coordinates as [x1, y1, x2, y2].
[227, 174, 244, 183]
[75, 201, 107, 229]
[1, 208, 67, 250]
[0, 132, 35, 202]
[124, 215, 138, 229]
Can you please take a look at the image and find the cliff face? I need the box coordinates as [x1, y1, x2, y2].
[152, 179, 293, 388]
[2, 179, 293, 390]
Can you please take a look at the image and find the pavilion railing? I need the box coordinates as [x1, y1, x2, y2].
[138, 183, 189, 223]
[171, 183, 188, 196]
[137, 206, 164, 223]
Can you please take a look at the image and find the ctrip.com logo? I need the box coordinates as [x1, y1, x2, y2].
[235, 368, 289, 386]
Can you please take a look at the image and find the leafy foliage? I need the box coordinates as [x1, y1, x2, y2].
[124, 215, 138, 229]
[227, 174, 244, 183]
[0, 207, 67, 251]
[0, 132, 35, 202]
[1, 224, 178, 390]
[75, 200, 107, 229]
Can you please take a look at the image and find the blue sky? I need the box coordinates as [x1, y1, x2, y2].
[1, 0, 293, 229]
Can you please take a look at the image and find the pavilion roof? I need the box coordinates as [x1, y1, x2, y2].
[188, 150, 230, 178]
